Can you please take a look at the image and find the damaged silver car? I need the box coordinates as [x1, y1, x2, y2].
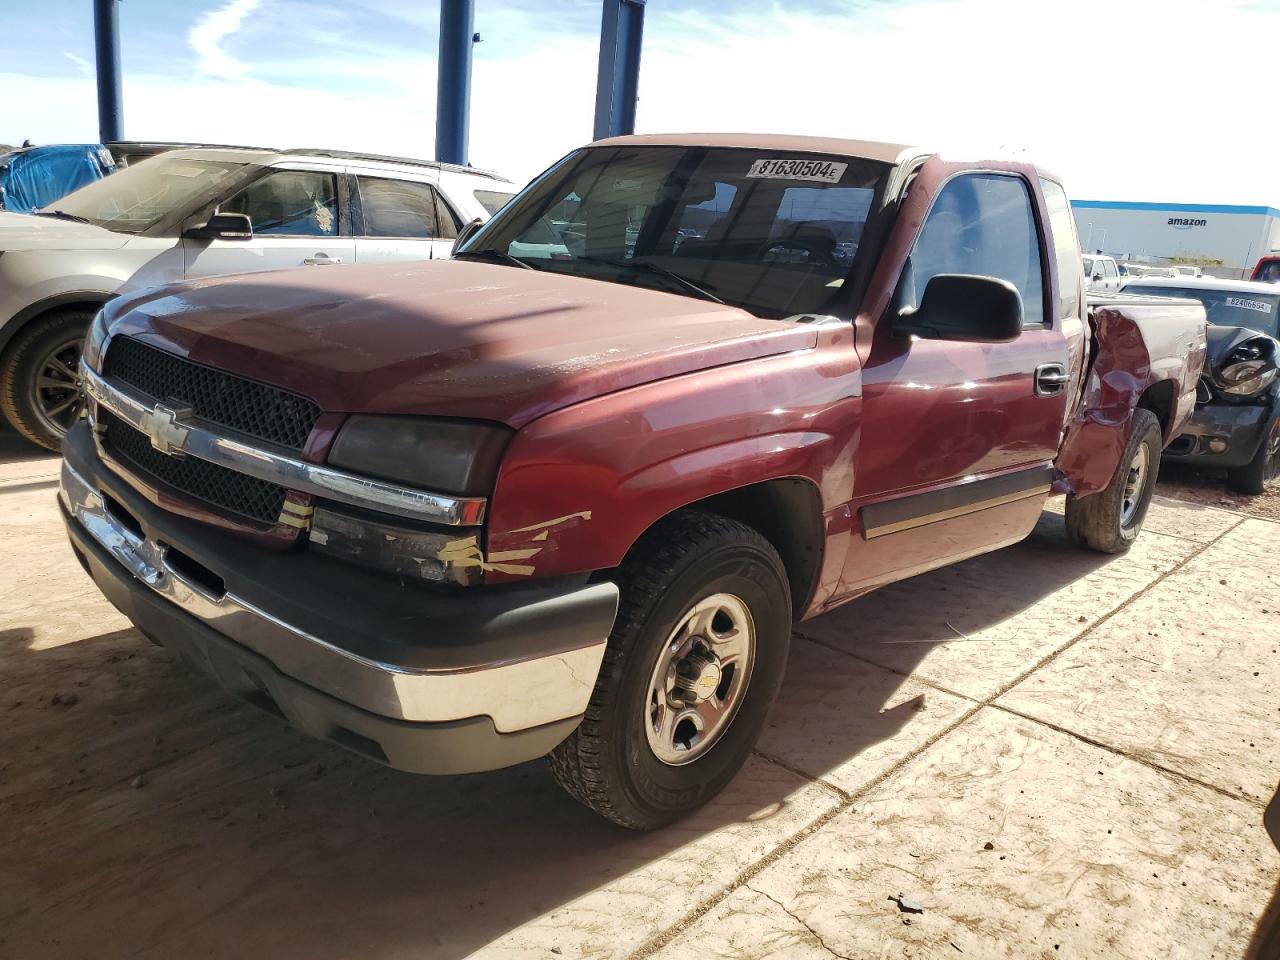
[1123, 276, 1280, 493]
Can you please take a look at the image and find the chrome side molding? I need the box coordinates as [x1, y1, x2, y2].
[81, 363, 486, 526]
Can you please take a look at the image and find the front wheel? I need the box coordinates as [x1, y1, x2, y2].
[0, 309, 93, 451]
[1065, 408, 1162, 554]
[550, 510, 792, 830]
[1226, 415, 1280, 495]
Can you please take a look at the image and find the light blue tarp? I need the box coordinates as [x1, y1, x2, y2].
[0, 144, 117, 212]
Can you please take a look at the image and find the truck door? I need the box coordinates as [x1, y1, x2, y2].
[184, 167, 353, 280]
[839, 169, 1070, 595]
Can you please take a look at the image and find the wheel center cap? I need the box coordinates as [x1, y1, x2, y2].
[677, 655, 722, 702]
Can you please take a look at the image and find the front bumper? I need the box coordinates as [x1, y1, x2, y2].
[1162, 401, 1272, 469]
[59, 422, 619, 774]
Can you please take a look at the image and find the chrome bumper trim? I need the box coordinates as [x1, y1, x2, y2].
[61, 457, 606, 732]
[81, 362, 487, 527]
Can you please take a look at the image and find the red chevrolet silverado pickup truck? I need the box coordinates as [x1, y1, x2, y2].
[60, 134, 1207, 828]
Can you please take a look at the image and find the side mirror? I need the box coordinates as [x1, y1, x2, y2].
[184, 212, 253, 241]
[452, 217, 485, 255]
[896, 274, 1023, 343]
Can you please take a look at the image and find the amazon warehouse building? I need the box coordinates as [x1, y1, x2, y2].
[1071, 200, 1280, 277]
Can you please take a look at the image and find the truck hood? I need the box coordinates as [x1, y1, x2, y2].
[107, 259, 819, 427]
[0, 211, 131, 251]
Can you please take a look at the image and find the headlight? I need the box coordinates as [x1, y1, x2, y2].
[82, 308, 110, 372]
[308, 502, 480, 585]
[1217, 337, 1279, 398]
[328, 415, 511, 496]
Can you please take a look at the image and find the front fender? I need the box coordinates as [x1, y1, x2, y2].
[481, 332, 862, 584]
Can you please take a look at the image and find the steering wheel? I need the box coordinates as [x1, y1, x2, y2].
[757, 237, 840, 271]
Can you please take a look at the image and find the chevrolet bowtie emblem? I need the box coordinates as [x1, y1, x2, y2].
[139, 403, 193, 457]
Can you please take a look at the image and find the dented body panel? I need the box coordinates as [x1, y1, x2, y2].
[1055, 296, 1206, 496]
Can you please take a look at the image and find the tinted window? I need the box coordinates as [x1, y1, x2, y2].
[468, 146, 888, 319]
[900, 173, 1045, 326]
[1040, 179, 1081, 319]
[1256, 259, 1280, 283]
[1124, 284, 1280, 337]
[358, 177, 441, 238]
[222, 170, 338, 237]
[474, 189, 516, 216]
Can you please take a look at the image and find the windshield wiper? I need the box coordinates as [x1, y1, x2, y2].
[574, 256, 724, 304]
[35, 209, 93, 225]
[453, 248, 535, 270]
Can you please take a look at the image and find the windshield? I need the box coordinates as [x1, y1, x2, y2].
[47, 156, 247, 233]
[1125, 284, 1280, 337]
[463, 146, 889, 318]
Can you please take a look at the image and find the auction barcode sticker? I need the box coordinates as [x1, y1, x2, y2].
[1226, 296, 1273, 314]
[746, 158, 848, 183]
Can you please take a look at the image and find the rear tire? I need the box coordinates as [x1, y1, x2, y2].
[1226, 415, 1280, 495]
[0, 309, 93, 451]
[1065, 408, 1162, 554]
[550, 510, 791, 830]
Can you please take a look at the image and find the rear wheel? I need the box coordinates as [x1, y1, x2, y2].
[0, 309, 92, 451]
[1227, 415, 1280, 495]
[550, 510, 791, 830]
[1065, 408, 1162, 554]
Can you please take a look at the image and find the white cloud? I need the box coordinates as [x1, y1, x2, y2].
[61, 52, 91, 78]
[188, 0, 262, 81]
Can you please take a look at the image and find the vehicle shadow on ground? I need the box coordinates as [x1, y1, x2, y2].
[1247, 782, 1280, 959]
[0, 426, 54, 464]
[0, 503, 1127, 959]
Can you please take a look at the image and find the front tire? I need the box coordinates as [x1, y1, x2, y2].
[0, 309, 92, 451]
[1065, 408, 1162, 554]
[1226, 415, 1280, 495]
[550, 510, 791, 830]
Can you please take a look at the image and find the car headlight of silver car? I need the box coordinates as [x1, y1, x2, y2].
[310, 416, 512, 584]
[82, 308, 111, 372]
[1217, 337, 1279, 398]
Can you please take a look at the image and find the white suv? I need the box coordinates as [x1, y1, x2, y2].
[0, 147, 515, 449]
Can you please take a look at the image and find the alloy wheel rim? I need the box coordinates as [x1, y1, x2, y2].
[644, 592, 755, 766]
[1120, 444, 1149, 526]
[33, 337, 84, 439]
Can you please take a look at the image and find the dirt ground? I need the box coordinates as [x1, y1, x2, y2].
[2, 427, 1278, 960]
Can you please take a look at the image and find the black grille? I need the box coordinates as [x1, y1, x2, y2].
[103, 337, 320, 451]
[102, 412, 287, 525]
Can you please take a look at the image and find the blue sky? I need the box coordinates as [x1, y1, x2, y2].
[3, 0, 1278, 204]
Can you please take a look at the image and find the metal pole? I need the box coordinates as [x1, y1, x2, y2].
[593, 0, 646, 140]
[435, 0, 475, 166]
[93, 0, 123, 143]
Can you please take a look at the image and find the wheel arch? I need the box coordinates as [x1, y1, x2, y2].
[623, 476, 825, 620]
[0, 291, 114, 358]
[1136, 379, 1176, 443]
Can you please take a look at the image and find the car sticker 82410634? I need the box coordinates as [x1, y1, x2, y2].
[746, 158, 848, 184]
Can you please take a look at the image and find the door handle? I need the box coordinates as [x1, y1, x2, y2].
[303, 254, 343, 265]
[1034, 363, 1069, 397]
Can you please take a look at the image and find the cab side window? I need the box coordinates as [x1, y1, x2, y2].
[898, 173, 1046, 327]
[1040, 179, 1082, 319]
[221, 170, 339, 237]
